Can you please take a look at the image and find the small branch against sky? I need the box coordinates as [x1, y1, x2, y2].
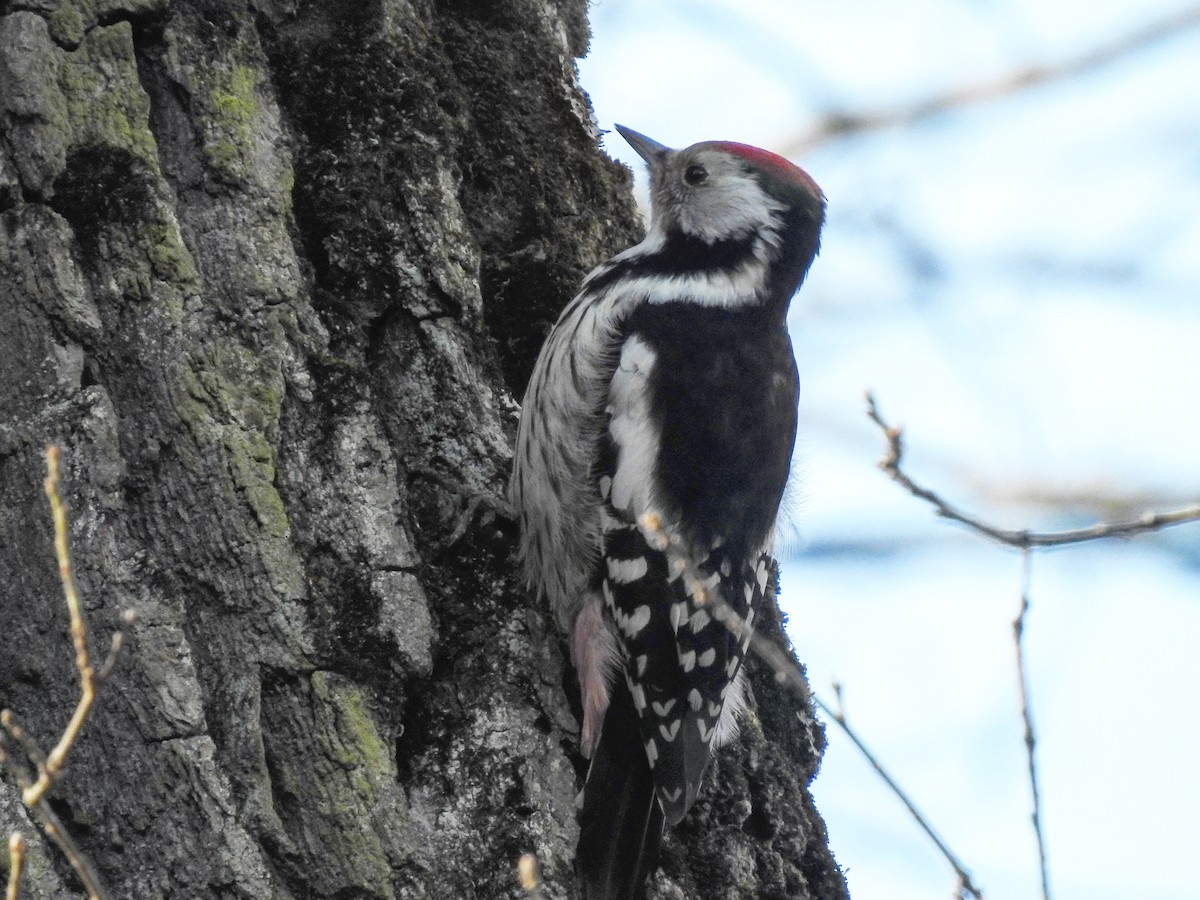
[1015, 551, 1053, 900]
[637, 510, 989, 895]
[784, 3, 1200, 154]
[814, 687, 985, 900]
[865, 392, 1200, 548]
[866, 390, 1200, 899]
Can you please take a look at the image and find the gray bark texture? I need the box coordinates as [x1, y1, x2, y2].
[0, 1, 850, 898]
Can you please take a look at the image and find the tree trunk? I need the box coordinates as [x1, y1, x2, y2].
[0, 2, 849, 898]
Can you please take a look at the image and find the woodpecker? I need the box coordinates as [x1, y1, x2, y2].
[510, 126, 825, 899]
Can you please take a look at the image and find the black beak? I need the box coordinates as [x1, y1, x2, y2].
[614, 125, 671, 167]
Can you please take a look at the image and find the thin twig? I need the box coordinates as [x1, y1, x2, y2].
[23, 803, 105, 900]
[1015, 551, 1052, 900]
[865, 392, 1200, 548]
[623, 461, 984, 897]
[2, 731, 110, 900]
[0, 446, 133, 900]
[516, 853, 544, 899]
[637, 513, 811, 701]
[0, 714, 45, 774]
[6, 834, 24, 900]
[814, 688, 985, 900]
[785, 4, 1200, 153]
[25, 445, 96, 807]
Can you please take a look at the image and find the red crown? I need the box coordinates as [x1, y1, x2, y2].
[711, 141, 823, 200]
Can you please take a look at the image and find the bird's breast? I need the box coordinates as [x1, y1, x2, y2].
[615, 302, 799, 556]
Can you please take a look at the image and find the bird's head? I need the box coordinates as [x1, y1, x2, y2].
[615, 124, 825, 248]
[613, 125, 826, 306]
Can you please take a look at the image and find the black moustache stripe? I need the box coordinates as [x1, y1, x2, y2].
[584, 231, 762, 295]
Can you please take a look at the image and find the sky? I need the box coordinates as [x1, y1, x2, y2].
[579, 2, 1200, 898]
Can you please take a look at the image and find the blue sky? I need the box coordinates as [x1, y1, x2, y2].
[579, 2, 1200, 897]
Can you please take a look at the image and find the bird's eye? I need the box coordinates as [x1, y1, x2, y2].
[684, 164, 708, 186]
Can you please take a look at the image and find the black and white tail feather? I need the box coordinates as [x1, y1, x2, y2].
[510, 125, 825, 900]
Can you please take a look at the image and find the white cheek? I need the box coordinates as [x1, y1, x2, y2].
[679, 177, 783, 244]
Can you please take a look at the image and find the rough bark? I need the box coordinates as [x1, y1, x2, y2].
[0, 1, 849, 898]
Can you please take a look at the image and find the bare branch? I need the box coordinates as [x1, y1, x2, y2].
[585, 457, 990, 898]
[785, 4, 1200, 153]
[0, 446, 135, 900]
[1014, 552, 1052, 900]
[25, 445, 97, 807]
[517, 853, 544, 899]
[6, 834, 24, 900]
[814, 689, 985, 900]
[636, 513, 811, 701]
[0, 713, 45, 776]
[22, 802, 106, 900]
[865, 392, 1200, 548]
